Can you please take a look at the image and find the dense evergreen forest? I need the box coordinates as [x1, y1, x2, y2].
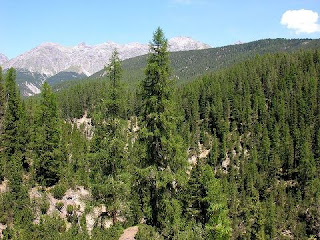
[0, 28, 320, 239]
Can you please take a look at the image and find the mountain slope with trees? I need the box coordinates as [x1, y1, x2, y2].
[0, 29, 320, 239]
[89, 38, 320, 86]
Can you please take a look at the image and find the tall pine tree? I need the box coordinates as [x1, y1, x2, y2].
[90, 50, 130, 224]
[0, 68, 31, 228]
[105, 49, 124, 119]
[138, 27, 187, 230]
[0, 66, 4, 180]
[34, 82, 63, 186]
[140, 27, 186, 172]
[0, 67, 4, 135]
[2, 68, 25, 181]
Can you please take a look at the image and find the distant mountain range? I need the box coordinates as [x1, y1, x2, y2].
[0, 37, 210, 96]
[2, 38, 320, 96]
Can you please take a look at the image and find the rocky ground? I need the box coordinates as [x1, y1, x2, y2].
[119, 226, 139, 240]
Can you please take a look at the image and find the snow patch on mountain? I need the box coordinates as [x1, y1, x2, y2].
[25, 81, 41, 95]
[3, 37, 211, 77]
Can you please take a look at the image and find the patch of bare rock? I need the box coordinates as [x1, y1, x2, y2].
[119, 226, 139, 240]
[28, 185, 123, 235]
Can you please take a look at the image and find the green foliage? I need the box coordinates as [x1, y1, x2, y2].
[2, 31, 320, 239]
[66, 205, 78, 224]
[0, 68, 32, 231]
[140, 27, 187, 172]
[54, 39, 320, 121]
[55, 202, 64, 211]
[103, 49, 125, 118]
[40, 197, 50, 215]
[2, 68, 24, 178]
[203, 166, 231, 239]
[135, 224, 164, 240]
[179, 50, 320, 239]
[173, 221, 206, 240]
[135, 28, 188, 233]
[91, 174, 131, 223]
[91, 223, 123, 240]
[88, 48, 132, 227]
[66, 205, 74, 215]
[0, 66, 4, 139]
[90, 119, 128, 179]
[61, 122, 89, 186]
[33, 82, 64, 186]
[0, 66, 4, 180]
[0, 192, 12, 224]
[51, 183, 67, 200]
[25, 215, 66, 240]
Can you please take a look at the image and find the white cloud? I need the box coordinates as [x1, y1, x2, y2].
[281, 9, 320, 34]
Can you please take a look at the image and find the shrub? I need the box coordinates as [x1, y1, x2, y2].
[56, 202, 64, 212]
[66, 205, 78, 223]
[51, 184, 67, 200]
[32, 215, 66, 238]
[135, 225, 164, 240]
[40, 198, 50, 214]
[66, 205, 74, 215]
[91, 223, 123, 240]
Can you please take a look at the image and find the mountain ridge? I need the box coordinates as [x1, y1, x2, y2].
[3, 37, 211, 77]
[87, 38, 320, 87]
[4, 38, 320, 96]
[0, 53, 8, 65]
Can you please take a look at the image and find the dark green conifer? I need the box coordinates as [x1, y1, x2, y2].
[0, 66, 4, 179]
[0, 67, 4, 134]
[140, 27, 186, 172]
[0, 68, 31, 228]
[2, 68, 25, 180]
[90, 49, 130, 224]
[138, 28, 187, 230]
[34, 82, 63, 186]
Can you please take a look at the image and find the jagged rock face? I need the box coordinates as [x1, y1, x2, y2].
[0, 53, 8, 65]
[3, 37, 211, 77]
[168, 37, 211, 51]
[15, 69, 47, 96]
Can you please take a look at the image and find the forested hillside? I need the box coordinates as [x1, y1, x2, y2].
[88, 38, 320, 86]
[53, 38, 320, 119]
[0, 29, 320, 239]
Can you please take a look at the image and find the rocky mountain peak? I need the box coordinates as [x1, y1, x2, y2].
[3, 37, 210, 77]
[0, 53, 9, 65]
[168, 36, 211, 51]
[77, 42, 87, 47]
[2, 37, 211, 96]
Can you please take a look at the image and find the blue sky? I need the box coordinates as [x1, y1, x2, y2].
[0, 0, 320, 58]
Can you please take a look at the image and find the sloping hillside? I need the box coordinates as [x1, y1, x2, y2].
[88, 38, 320, 86]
